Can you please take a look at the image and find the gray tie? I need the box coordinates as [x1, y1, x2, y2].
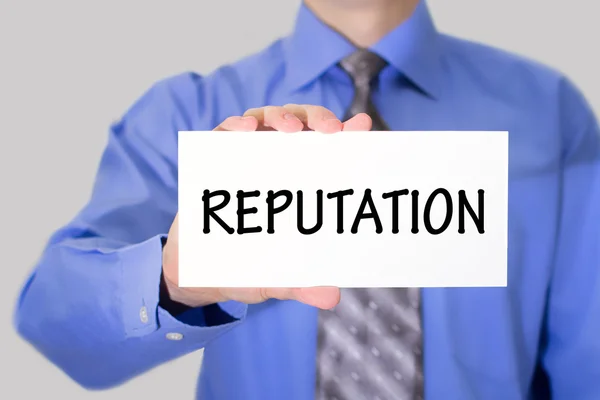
[340, 49, 390, 131]
[315, 49, 424, 400]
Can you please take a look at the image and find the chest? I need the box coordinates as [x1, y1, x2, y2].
[196, 83, 562, 399]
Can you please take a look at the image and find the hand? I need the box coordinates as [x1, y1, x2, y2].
[162, 105, 373, 310]
[215, 104, 372, 133]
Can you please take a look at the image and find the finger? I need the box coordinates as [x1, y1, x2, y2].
[213, 116, 259, 132]
[263, 287, 340, 309]
[262, 106, 304, 133]
[217, 287, 299, 305]
[282, 104, 342, 133]
[294, 287, 341, 309]
[342, 113, 373, 131]
[304, 105, 343, 133]
[242, 108, 267, 129]
[291, 105, 342, 133]
[244, 106, 304, 133]
[217, 287, 341, 309]
[281, 104, 310, 130]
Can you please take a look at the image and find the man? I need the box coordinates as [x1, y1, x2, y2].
[14, 0, 600, 399]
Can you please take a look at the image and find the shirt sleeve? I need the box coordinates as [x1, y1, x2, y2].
[13, 73, 248, 390]
[542, 78, 600, 399]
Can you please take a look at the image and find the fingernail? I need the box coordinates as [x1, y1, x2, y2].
[283, 113, 298, 120]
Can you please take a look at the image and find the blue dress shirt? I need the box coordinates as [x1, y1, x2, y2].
[14, 2, 600, 399]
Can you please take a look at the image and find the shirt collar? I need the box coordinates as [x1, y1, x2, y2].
[283, 0, 444, 99]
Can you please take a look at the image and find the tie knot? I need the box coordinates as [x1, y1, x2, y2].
[339, 49, 387, 85]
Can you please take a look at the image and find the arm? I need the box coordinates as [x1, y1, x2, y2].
[13, 88, 352, 389]
[542, 79, 600, 399]
[13, 74, 247, 390]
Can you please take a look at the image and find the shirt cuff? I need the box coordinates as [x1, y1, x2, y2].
[118, 234, 247, 340]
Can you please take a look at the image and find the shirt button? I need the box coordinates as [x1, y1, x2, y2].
[139, 306, 149, 324]
[166, 332, 184, 341]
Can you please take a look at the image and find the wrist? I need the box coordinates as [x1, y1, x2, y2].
[159, 273, 194, 316]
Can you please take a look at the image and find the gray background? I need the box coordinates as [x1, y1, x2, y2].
[1, 0, 598, 398]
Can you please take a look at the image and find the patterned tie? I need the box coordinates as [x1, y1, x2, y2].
[315, 49, 424, 400]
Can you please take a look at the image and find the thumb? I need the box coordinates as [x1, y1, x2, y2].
[263, 287, 340, 309]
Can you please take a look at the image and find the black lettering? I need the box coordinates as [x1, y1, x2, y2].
[236, 190, 262, 234]
[266, 190, 293, 234]
[351, 189, 383, 234]
[382, 189, 409, 233]
[202, 189, 234, 234]
[423, 188, 453, 235]
[458, 189, 485, 234]
[411, 190, 419, 234]
[327, 189, 354, 233]
[297, 190, 323, 235]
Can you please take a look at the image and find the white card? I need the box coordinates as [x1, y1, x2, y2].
[177, 130, 508, 288]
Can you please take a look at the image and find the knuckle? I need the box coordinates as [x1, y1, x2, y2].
[216, 116, 239, 129]
[243, 108, 260, 116]
[258, 287, 270, 302]
[305, 104, 332, 116]
[223, 115, 240, 123]
[316, 105, 335, 115]
[263, 105, 280, 116]
[283, 104, 307, 120]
